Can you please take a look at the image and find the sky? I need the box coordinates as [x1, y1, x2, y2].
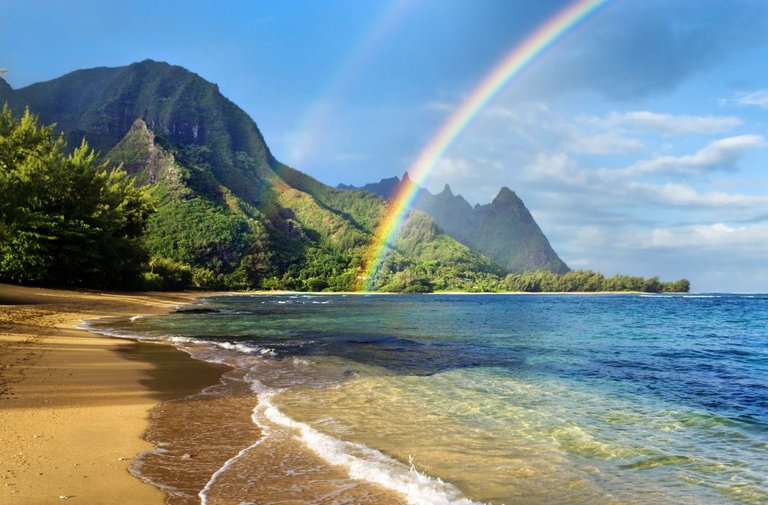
[2, 0, 768, 292]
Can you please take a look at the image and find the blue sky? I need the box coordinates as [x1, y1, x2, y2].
[2, 0, 768, 292]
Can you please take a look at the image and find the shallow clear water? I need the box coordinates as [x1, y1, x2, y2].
[92, 293, 768, 504]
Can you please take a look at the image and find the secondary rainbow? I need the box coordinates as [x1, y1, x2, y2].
[360, 0, 609, 291]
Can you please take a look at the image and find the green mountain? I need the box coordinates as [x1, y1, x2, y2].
[0, 60, 501, 292]
[341, 174, 569, 274]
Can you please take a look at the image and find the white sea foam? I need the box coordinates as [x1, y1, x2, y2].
[198, 411, 269, 505]
[245, 374, 480, 505]
[639, 294, 721, 299]
[166, 335, 197, 344]
[77, 321, 140, 340]
[214, 341, 259, 353]
[79, 317, 176, 343]
[210, 341, 278, 357]
[129, 454, 190, 501]
[80, 311, 479, 504]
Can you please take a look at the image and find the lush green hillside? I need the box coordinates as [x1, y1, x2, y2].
[0, 60, 495, 291]
[0, 61, 688, 292]
[107, 118, 498, 291]
[107, 119, 275, 289]
[341, 174, 569, 274]
[0, 60, 273, 205]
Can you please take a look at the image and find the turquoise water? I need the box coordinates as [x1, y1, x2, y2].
[93, 294, 768, 504]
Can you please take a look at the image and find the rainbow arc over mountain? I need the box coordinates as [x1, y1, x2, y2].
[359, 0, 609, 291]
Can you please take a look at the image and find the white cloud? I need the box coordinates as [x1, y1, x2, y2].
[415, 92, 768, 291]
[428, 154, 768, 293]
[548, 218, 768, 292]
[616, 221, 768, 251]
[518, 149, 768, 210]
[525, 153, 579, 180]
[427, 157, 505, 203]
[736, 89, 768, 108]
[623, 135, 764, 176]
[591, 111, 743, 135]
[629, 181, 768, 207]
[568, 131, 645, 154]
[475, 106, 743, 161]
[431, 157, 476, 180]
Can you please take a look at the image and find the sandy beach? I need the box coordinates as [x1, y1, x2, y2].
[0, 283, 227, 505]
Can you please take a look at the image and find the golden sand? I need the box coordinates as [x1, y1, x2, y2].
[0, 283, 227, 505]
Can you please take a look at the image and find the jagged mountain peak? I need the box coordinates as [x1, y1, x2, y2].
[493, 186, 516, 202]
[4, 60, 559, 291]
[339, 175, 569, 274]
[492, 187, 528, 207]
[108, 118, 179, 187]
[127, 116, 151, 135]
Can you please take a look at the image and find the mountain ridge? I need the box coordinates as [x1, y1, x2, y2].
[340, 174, 569, 274]
[1, 60, 688, 292]
[0, 60, 506, 291]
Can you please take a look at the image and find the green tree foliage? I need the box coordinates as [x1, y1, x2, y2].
[145, 196, 273, 289]
[0, 105, 153, 287]
[142, 257, 193, 290]
[502, 270, 690, 293]
[277, 245, 358, 292]
[665, 278, 691, 293]
[0, 63, 692, 294]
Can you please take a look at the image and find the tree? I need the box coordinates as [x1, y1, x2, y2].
[0, 105, 154, 288]
[643, 276, 663, 293]
[663, 278, 691, 293]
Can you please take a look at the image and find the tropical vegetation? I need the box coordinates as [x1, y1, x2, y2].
[0, 106, 153, 288]
[0, 61, 691, 293]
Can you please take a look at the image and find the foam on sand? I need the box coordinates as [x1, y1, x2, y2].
[245, 374, 481, 505]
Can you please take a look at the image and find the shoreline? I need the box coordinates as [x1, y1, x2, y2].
[218, 289, 693, 296]
[0, 283, 227, 504]
[0, 286, 707, 504]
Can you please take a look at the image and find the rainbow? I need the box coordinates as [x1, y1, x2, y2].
[360, 0, 609, 291]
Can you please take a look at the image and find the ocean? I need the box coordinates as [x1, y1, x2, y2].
[87, 293, 768, 504]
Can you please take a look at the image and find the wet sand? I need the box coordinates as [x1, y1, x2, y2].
[0, 284, 413, 504]
[0, 283, 227, 505]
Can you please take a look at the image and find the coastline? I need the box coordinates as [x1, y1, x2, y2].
[0, 284, 611, 505]
[219, 289, 651, 295]
[0, 283, 227, 504]
[0, 286, 702, 504]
